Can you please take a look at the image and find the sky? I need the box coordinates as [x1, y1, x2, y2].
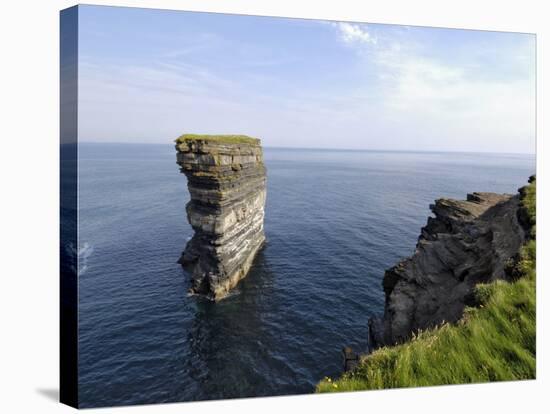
[77, 5, 536, 153]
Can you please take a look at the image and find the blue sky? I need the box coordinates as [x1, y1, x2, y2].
[77, 5, 535, 153]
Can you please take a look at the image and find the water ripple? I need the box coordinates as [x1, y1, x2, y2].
[76, 144, 535, 407]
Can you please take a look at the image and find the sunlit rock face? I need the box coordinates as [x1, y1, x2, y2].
[175, 135, 266, 300]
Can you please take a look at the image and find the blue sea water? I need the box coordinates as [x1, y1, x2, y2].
[77, 143, 535, 407]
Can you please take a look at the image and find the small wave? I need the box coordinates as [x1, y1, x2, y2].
[186, 288, 242, 301]
[78, 242, 94, 259]
[63, 242, 78, 274]
[64, 241, 94, 276]
[221, 289, 241, 300]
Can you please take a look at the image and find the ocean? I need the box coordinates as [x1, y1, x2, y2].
[77, 143, 535, 407]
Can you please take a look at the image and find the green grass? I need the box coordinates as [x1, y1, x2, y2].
[317, 178, 536, 393]
[175, 134, 260, 145]
[520, 176, 536, 237]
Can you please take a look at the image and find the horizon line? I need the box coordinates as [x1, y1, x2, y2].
[75, 141, 536, 157]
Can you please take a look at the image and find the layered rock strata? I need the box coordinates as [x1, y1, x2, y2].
[175, 135, 266, 300]
[369, 186, 530, 348]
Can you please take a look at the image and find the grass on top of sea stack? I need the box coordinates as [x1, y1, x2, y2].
[317, 178, 536, 392]
[175, 134, 260, 145]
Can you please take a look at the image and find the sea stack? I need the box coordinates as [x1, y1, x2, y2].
[175, 134, 267, 300]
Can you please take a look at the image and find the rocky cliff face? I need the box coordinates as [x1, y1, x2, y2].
[175, 135, 267, 300]
[369, 185, 530, 348]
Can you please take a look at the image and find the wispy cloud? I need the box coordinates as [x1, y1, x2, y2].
[333, 22, 377, 45]
[77, 6, 535, 152]
[324, 21, 535, 152]
[161, 33, 221, 59]
[374, 51, 534, 151]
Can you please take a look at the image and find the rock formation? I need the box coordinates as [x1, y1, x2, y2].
[175, 134, 267, 300]
[369, 183, 532, 348]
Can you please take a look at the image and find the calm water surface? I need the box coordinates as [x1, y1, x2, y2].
[77, 144, 535, 407]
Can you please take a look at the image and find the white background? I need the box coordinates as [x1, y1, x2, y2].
[0, 0, 547, 412]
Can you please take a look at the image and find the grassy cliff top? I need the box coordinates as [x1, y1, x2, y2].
[317, 177, 536, 392]
[175, 134, 260, 145]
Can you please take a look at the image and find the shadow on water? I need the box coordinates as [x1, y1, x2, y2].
[178, 249, 303, 401]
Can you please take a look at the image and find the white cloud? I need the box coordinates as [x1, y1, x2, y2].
[78, 21, 535, 153]
[372, 47, 535, 153]
[334, 22, 377, 45]
[327, 23, 535, 153]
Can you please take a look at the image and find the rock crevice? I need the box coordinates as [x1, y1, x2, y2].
[175, 135, 266, 300]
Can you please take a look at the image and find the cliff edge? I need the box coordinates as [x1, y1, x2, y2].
[369, 178, 534, 347]
[318, 176, 536, 391]
[175, 134, 267, 300]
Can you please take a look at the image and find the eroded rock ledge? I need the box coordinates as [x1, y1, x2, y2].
[175, 134, 266, 300]
[369, 183, 532, 348]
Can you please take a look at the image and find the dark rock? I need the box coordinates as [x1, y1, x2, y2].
[342, 347, 359, 372]
[370, 188, 527, 348]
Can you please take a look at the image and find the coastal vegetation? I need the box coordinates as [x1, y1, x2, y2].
[175, 134, 260, 145]
[317, 178, 536, 392]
